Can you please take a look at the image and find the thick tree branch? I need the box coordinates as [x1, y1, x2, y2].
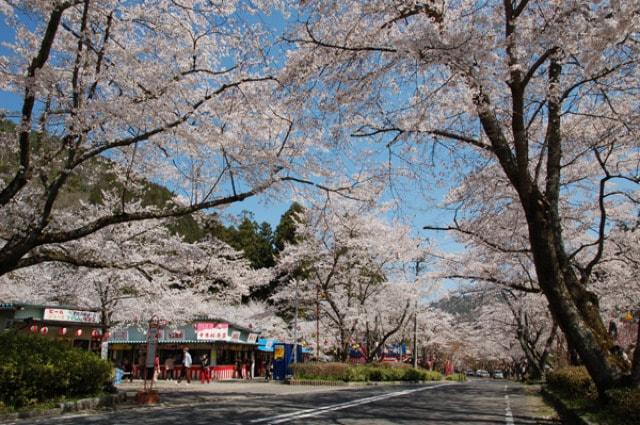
[423, 225, 530, 254]
[0, 1, 76, 207]
[380, 1, 444, 29]
[351, 126, 493, 152]
[284, 21, 397, 53]
[445, 274, 540, 293]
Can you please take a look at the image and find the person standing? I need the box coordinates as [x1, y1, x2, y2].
[152, 354, 160, 382]
[243, 358, 251, 380]
[164, 356, 175, 380]
[200, 354, 210, 384]
[235, 359, 242, 379]
[178, 347, 192, 384]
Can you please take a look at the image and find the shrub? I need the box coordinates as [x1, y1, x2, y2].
[292, 361, 442, 382]
[546, 366, 595, 398]
[0, 331, 112, 409]
[605, 388, 640, 424]
[379, 364, 406, 381]
[344, 365, 368, 382]
[290, 362, 349, 381]
[445, 373, 466, 382]
[367, 367, 384, 381]
[402, 368, 425, 381]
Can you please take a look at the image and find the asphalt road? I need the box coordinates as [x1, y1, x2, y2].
[20, 379, 558, 425]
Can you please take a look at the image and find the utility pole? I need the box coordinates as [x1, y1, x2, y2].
[413, 299, 418, 368]
[293, 279, 299, 364]
[413, 255, 422, 369]
[316, 283, 320, 360]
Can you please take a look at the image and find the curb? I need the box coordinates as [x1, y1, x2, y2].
[0, 392, 127, 423]
[59, 392, 127, 412]
[285, 379, 349, 386]
[285, 379, 448, 387]
[541, 389, 597, 425]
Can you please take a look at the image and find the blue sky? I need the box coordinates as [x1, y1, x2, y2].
[0, 3, 462, 262]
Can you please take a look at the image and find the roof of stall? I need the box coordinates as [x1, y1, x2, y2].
[0, 302, 99, 312]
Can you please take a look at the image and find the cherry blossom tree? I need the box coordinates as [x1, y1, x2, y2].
[430, 176, 640, 378]
[0, 0, 364, 277]
[282, 0, 640, 393]
[0, 219, 271, 332]
[482, 290, 557, 379]
[273, 199, 425, 362]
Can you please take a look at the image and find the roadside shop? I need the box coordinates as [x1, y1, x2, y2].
[107, 320, 261, 380]
[0, 302, 105, 353]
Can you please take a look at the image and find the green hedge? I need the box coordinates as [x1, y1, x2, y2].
[546, 366, 595, 398]
[291, 362, 443, 382]
[0, 331, 112, 409]
[445, 373, 467, 382]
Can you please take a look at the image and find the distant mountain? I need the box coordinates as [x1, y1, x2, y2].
[432, 291, 496, 321]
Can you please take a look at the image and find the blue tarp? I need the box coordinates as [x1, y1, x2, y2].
[257, 338, 276, 352]
[257, 338, 312, 354]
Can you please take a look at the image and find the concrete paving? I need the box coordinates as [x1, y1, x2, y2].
[3, 379, 560, 425]
[115, 379, 356, 402]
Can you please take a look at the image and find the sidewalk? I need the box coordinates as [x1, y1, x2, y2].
[116, 378, 354, 403]
[0, 380, 355, 423]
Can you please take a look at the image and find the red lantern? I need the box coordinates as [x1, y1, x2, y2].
[29, 325, 39, 333]
[39, 326, 48, 335]
[103, 331, 110, 340]
[58, 327, 68, 336]
[91, 329, 101, 339]
[75, 329, 83, 337]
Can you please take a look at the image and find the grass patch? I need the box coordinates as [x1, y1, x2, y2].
[549, 389, 639, 425]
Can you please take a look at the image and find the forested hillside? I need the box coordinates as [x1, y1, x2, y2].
[0, 119, 301, 296]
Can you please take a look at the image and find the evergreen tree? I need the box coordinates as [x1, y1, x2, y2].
[274, 202, 305, 252]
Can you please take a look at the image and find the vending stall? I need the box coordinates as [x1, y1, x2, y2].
[0, 302, 104, 352]
[107, 319, 261, 380]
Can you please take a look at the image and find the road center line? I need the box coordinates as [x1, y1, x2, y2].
[250, 383, 453, 424]
[504, 389, 514, 425]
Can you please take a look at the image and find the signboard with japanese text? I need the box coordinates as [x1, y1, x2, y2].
[195, 322, 229, 341]
[247, 333, 258, 343]
[43, 308, 100, 324]
[229, 331, 241, 342]
[159, 328, 185, 341]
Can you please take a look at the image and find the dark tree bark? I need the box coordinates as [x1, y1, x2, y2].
[630, 320, 640, 388]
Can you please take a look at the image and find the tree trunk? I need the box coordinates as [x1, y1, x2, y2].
[339, 329, 349, 362]
[630, 320, 640, 388]
[524, 201, 622, 395]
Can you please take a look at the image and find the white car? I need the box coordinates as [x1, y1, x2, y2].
[493, 370, 504, 379]
[475, 369, 490, 378]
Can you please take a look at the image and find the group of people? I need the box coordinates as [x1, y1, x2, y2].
[118, 348, 266, 384]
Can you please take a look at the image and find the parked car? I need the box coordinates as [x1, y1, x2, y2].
[475, 369, 490, 378]
[465, 369, 475, 376]
[492, 370, 504, 379]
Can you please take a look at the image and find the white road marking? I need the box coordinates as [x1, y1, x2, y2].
[250, 383, 453, 424]
[504, 387, 515, 425]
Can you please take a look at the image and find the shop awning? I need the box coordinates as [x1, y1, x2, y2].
[257, 338, 276, 352]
